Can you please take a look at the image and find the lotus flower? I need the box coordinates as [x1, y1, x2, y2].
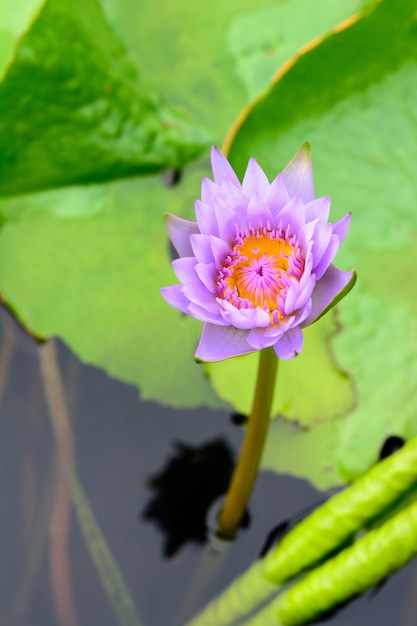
[161, 144, 355, 361]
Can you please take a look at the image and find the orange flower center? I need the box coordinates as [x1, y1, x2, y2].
[216, 226, 304, 323]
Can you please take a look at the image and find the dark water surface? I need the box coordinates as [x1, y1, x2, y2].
[1, 307, 417, 626]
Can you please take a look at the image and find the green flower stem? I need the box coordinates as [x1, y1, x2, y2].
[184, 560, 279, 626]
[274, 498, 417, 626]
[217, 347, 278, 538]
[264, 436, 417, 584]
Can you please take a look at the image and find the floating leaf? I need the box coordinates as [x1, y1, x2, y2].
[261, 418, 345, 490]
[98, 0, 374, 143]
[226, 0, 377, 100]
[226, 0, 417, 478]
[0, 164, 227, 408]
[207, 313, 353, 429]
[0, 0, 208, 196]
[0, 0, 44, 81]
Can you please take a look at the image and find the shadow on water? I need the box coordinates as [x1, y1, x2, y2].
[1, 305, 417, 626]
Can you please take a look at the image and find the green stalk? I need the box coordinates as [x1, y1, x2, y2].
[274, 498, 417, 626]
[264, 436, 417, 584]
[217, 347, 278, 538]
[184, 559, 280, 626]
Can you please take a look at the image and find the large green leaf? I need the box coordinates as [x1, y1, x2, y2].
[0, 0, 44, 81]
[98, 0, 374, 142]
[0, 163, 227, 408]
[226, 0, 377, 101]
[226, 0, 417, 479]
[262, 418, 345, 490]
[1, 0, 372, 198]
[0, 0, 208, 196]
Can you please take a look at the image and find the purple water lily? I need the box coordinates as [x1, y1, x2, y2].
[161, 144, 355, 362]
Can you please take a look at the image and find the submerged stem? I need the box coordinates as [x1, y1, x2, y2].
[217, 347, 278, 538]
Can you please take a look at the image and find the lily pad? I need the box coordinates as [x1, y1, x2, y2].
[0, 0, 208, 196]
[261, 418, 345, 490]
[0, 164, 227, 409]
[0, 0, 44, 81]
[98, 0, 374, 142]
[226, 0, 417, 478]
[226, 0, 377, 101]
[207, 313, 353, 427]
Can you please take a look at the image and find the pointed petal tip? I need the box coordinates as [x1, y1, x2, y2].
[282, 142, 315, 203]
[210, 146, 240, 187]
[164, 213, 199, 257]
[298, 141, 311, 158]
[346, 268, 357, 290]
[194, 323, 254, 362]
[273, 327, 304, 360]
[303, 266, 356, 327]
[295, 142, 312, 163]
[288, 142, 312, 165]
[211, 145, 223, 158]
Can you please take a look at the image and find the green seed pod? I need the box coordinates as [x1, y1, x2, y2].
[264, 437, 417, 583]
[275, 499, 417, 625]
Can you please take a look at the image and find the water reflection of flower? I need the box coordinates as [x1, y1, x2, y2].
[143, 439, 249, 557]
[162, 144, 355, 361]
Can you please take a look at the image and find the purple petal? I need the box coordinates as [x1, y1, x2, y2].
[273, 327, 304, 359]
[247, 196, 274, 230]
[242, 157, 270, 198]
[160, 285, 189, 313]
[188, 302, 224, 324]
[219, 300, 270, 329]
[195, 323, 254, 362]
[304, 196, 330, 224]
[282, 143, 315, 203]
[182, 281, 219, 313]
[165, 213, 199, 257]
[190, 233, 229, 266]
[298, 220, 317, 252]
[217, 177, 246, 212]
[302, 265, 357, 327]
[332, 213, 351, 244]
[313, 235, 340, 280]
[294, 275, 316, 310]
[209, 235, 230, 267]
[284, 278, 301, 315]
[190, 234, 215, 264]
[298, 249, 314, 290]
[265, 173, 290, 217]
[292, 299, 312, 326]
[213, 198, 237, 241]
[311, 222, 333, 270]
[195, 200, 219, 237]
[201, 177, 218, 205]
[172, 257, 198, 283]
[247, 327, 279, 350]
[195, 262, 217, 293]
[264, 315, 296, 338]
[210, 146, 240, 187]
[276, 193, 305, 235]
